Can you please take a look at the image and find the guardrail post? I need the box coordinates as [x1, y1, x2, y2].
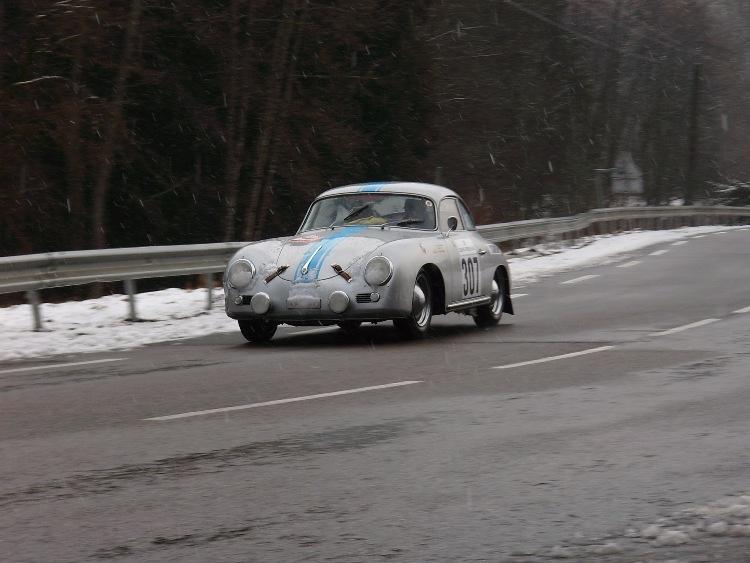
[26, 290, 43, 331]
[205, 273, 214, 310]
[123, 279, 138, 321]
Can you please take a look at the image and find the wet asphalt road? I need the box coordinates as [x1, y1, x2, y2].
[1, 228, 750, 562]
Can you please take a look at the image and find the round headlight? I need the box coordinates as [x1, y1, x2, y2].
[364, 256, 393, 286]
[227, 259, 256, 289]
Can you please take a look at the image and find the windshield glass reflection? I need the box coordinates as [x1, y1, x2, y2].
[300, 193, 437, 231]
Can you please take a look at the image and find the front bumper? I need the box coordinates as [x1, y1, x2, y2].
[225, 275, 412, 325]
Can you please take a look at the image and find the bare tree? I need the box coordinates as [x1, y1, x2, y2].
[220, 0, 258, 241]
[91, 0, 144, 250]
[241, 0, 306, 242]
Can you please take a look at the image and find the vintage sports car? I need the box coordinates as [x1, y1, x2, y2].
[224, 181, 514, 342]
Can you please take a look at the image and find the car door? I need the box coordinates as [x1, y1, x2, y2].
[456, 198, 497, 300]
[438, 198, 483, 307]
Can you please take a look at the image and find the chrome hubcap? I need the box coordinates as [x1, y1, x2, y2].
[489, 278, 503, 315]
[412, 275, 431, 326]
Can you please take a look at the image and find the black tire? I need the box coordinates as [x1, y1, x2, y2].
[473, 268, 505, 327]
[394, 268, 433, 339]
[238, 319, 277, 343]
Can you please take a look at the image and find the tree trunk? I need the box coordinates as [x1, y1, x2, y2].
[685, 64, 701, 206]
[241, 0, 302, 242]
[249, 21, 304, 240]
[221, 0, 253, 242]
[91, 0, 144, 250]
[60, 38, 88, 252]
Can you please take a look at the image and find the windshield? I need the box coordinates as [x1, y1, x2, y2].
[299, 193, 437, 231]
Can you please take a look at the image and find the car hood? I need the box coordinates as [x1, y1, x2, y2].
[276, 227, 406, 283]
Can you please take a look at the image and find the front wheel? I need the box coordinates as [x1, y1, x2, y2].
[473, 268, 505, 327]
[238, 319, 277, 343]
[394, 268, 433, 339]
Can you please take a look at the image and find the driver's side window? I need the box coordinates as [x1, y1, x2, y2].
[438, 198, 464, 231]
[457, 200, 476, 230]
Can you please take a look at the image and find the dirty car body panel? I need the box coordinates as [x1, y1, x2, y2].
[224, 182, 514, 342]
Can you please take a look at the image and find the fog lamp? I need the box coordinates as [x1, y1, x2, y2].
[250, 292, 271, 314]
[328, 290, 350, 314]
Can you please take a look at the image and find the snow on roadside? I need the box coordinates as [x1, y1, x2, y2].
[506, 225, 741, 286]
[538, 491, 750, 560]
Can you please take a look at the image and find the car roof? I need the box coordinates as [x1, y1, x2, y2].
[316, 181, 461, 201]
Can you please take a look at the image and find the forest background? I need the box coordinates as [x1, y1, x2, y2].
[1, 0, 749, 257]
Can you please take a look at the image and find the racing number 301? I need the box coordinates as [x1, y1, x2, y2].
[461, 256, 480, 297]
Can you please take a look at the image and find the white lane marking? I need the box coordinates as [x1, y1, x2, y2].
[145, 380, 423, 421]
[650, 249, 668, 256]
[733, 305, 750, 314]
[649, 318, 720, 337]
[512, 293, 528, 298]
[617, 260, 642, 268]
[491, 346, 615, 370]
[0, 358, 128, 375]
[692, 235, 706, 239]
[671, 240, 688, 246]
[560, 275, 599, 285]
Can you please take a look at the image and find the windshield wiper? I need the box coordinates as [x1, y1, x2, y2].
[380, 218, 424, 229]
[341, 203, 370, 223]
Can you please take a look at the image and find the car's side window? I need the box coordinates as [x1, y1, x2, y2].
[438, 198, 465, 231]
[457, 200, 476, 231]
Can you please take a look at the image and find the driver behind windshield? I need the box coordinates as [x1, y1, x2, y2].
[338, 194, 386, 225]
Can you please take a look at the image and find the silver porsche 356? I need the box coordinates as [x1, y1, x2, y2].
[224, 181, 514, 342]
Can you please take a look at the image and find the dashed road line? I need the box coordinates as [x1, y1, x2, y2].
[617, 260, 642, 268]
[145, 380, 423, 421]
[560, 275, 600, 285]
[649, 318, 720, 337]
[671, 240, 688, 246]
[491, 346, 615, 370]
[649, 249, 669, 256]
[733, 305, 750, 314]
[0, 358, 128, 375]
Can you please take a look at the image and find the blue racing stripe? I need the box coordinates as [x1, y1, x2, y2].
[292, 226, 365, 283]
[359, 182, 387, 192]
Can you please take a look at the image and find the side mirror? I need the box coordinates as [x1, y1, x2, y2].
[447, 216, 458, 232]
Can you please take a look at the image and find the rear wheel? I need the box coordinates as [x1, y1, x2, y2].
[473, 268, 505, 327]
[394, 268, 433, 339]
[238, 319, 277, 343]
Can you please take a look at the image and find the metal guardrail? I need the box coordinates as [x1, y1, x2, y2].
[2, 206, 748, 330]
[478, 206, 750, 244]
[0, 243, 246, 330]
[0, 243, 245, 294]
